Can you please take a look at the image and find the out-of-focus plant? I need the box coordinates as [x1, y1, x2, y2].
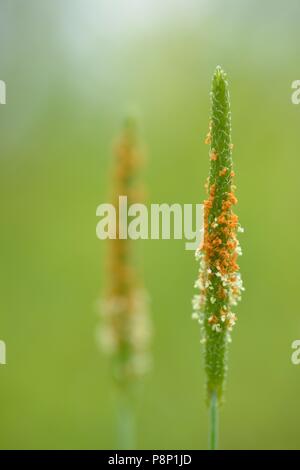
[192, 67, 244, 449]
[97, 117, 151, 449]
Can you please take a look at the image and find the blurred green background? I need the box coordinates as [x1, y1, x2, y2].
[1, 0, 300, 450]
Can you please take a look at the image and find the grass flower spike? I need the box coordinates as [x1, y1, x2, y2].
[193, 66, 244, 448]
[100, 117, 151, 382]
[98, 116, 151, 448]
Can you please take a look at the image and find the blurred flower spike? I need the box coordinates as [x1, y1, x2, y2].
[97, 116, 152, 384]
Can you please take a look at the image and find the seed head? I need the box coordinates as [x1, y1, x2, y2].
[192, 67, 244, 402]
[97, 117, 152, 384]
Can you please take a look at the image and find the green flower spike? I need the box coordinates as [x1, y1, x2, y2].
[193, 66, 244, 449]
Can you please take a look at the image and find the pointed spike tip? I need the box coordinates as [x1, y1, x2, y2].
[213, 66, 227, 84]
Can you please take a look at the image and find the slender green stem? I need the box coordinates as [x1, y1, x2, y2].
[117, 388, 136, 449]
[209, 392, 218, 450]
